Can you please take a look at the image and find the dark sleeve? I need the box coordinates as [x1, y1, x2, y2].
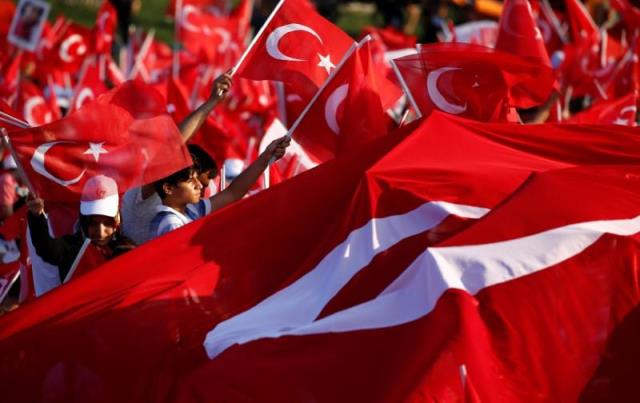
[27, 211, 71, 267]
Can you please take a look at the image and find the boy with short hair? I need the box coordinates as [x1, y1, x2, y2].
[150, 136, 290, 238]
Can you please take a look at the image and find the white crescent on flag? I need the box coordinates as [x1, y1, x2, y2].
[31, 141, 87, 187]
[427, 67, 468, 115]
[74, 88, 94, 110]
[266, 23, 323, 62]
[180, 5, 201, 33]
[59, 34, 87, 63]
[324, 84, 349, 135]
[24, 97, 51, 125]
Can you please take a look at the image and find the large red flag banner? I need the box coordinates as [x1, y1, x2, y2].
[6, 80, 192, 202]
[1, 113, 640, 401]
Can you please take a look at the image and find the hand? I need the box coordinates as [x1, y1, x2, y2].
[210, 70, 233, 102]
[27, 197, 44, 216]
[263, 136, 291, 162]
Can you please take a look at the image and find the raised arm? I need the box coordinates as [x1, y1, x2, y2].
[178, 72, 233, 143]
[26, 198, 69, 267]
[140, 72, 233, 200]
[209, 136, 291, 212]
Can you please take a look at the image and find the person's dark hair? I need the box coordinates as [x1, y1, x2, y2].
[187, 144, 217, 176]
[153, 166, 196, 199]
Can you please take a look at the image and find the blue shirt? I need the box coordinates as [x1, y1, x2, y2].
[149, 199, 212, 239]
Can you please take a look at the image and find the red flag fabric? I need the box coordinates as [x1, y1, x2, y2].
[16, 79, 56, 126]
[531, 0, 566, 56]
[566, 91, 637, 125]
[196, 164, 640, 402]
[66, 241, 107, 281]
[0, 99, 28, 130]
[293, 38, 399, 162]
[565, 0, 600, 45]
[610, 0, 640, 31]
[93, 0, 117, 55]
[1, 113, 640, 401]
[44, 22, 92, 72]
[495, 0, 551, 66]
[69, 57, 109, 112]
[178, 4, 237, 62]
[7, 80, 192, 202]
[166, 75, 192, 123]
[394, 43, 555, 121]
[234, 0, 354, 100]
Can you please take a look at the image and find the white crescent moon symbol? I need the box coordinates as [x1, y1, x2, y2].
[427, 67, 467, 115]
[59, 34, 86, 63]
[75, 88, 94, 110]
[266, 23, 323, 62]
[621, 105, 637, 115]
[180, 5, 201, 33]
[213, 28, 231, 51]
[24, 97, 46, 126]
[31, 141, 87, 187]
[324, 84, 349, 135]
[503, 0, 542, 39]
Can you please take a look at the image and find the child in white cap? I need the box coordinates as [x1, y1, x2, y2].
[26, 175, 135, 285]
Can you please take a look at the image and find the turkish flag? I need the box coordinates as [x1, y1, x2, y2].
[361, 25, 416, 51]
[393, 43, 555, 121]
[178, 4, 237, 62]
[44, 22, 92, 72]
[610, 0, 640, 31]
[15, 79, 56, 126]
[235, 0, 354, 100]
[531, 0, 566, 56]
[93, 0, 117, 55]
[293, 37, 400, 163]
[495, 0, 551, 66]
[0, 50, 21, 100]
[165, 75, 192, 123]
[566, 91, 637, 125]
[0, 205, 34, 303]
[1, 112, 640, 401]
[66, 241, 107, 282]
[7, 80, 192, 202]
[192, 165, 640, 403]
[69, 57, 109, 112]
[565, 0, 600, 45]
[229, 0, 253, 41]
[166, 0, 228, 17]
[599, 46, 640, 102]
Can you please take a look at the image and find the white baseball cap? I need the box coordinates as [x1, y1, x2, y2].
[80, 175, 119, 217]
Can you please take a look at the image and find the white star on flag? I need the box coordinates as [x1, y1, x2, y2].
[83, 142, 108, 162]
[317, 53, 336, 75]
